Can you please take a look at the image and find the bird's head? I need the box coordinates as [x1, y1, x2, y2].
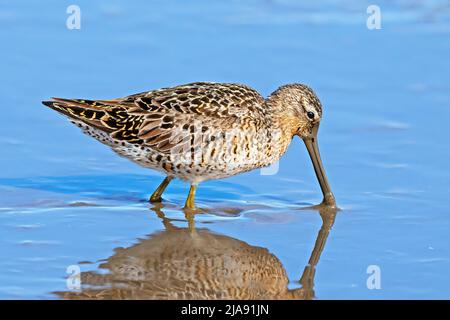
[268, 84, 336, 207]
[269, 84, 322, 138]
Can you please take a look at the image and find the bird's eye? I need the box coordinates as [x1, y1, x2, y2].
[307, 111, 315, 120]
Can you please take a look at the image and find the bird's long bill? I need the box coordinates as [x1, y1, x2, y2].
[303, 126, 336, 208]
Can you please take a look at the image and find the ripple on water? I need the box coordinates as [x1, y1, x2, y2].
[14, 224, 43, 230]
[18, 240, 61, 246]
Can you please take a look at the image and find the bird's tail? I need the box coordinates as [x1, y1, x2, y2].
[42, 98, 112, 132]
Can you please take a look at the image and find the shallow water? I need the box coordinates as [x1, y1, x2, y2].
[1, 0, 450, 299]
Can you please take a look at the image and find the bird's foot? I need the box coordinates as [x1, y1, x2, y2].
[149, 195, 163, 203]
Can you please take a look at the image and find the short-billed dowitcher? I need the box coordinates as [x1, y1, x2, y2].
[43, 82, 336, 209]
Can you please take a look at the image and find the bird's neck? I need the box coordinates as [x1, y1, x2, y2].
[256, 101, 299, 167]
[265, 93, 301, 136]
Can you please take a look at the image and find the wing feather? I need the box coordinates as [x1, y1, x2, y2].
[42, 82, 266, 155]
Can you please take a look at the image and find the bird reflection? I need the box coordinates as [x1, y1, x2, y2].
[55, 205, 337, 300]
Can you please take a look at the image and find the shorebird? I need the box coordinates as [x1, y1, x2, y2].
[43, 82, 336, 209]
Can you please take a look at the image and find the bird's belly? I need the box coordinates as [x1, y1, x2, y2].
[113, 138, 276, 183]
[78, 122, 284, 184]
[115, 144, 266, 182]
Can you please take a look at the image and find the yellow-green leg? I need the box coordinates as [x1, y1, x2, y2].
[184, 184, 197, 210]
[149, 176, 173, 203]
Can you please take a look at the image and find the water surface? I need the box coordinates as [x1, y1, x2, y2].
[1, 0, 450, 299]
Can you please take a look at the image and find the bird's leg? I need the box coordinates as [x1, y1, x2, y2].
[149, 176, 173, 203]
[184, 184, 197, 210]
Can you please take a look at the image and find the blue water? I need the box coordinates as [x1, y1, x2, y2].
[1, 0, 450, 299]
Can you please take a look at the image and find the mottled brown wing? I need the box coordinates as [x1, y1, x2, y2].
[43, 82, 266, 155]
[130, 82, 266, 155]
